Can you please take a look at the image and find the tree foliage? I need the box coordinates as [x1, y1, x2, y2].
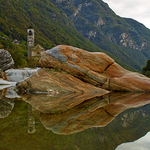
[142, 60, 150, 77]
[0, 0, 150, 71]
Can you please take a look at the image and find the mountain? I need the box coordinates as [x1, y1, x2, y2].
[1, 0, 150, 71]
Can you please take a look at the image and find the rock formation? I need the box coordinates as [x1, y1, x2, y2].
[0, 49, 14, 72]
[0, 49, 14, 78]
[15, 44, 150, 134]
[38, 45, 150, 92]
[17, 68, 109, 95]
[17, 45, 150, 93]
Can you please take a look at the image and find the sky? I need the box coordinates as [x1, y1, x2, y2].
[103, 0, 150, 29]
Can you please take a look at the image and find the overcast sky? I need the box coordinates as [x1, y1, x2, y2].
[103, 0, 150, 29]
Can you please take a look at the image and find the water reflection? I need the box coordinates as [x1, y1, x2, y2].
[1, 87, 150, 149]
[116, 132, 150, 150]
[18, 91, 150, 135]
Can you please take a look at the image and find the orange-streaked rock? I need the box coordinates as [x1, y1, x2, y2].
[17, 68, 109, 95]
[39, 45, 114, 86]
[17, 45, 150, 94]
[38, 45, 150, 92]
[104, 62, 130, 78]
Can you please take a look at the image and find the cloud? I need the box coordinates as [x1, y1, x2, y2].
[103, 0, 150, 29]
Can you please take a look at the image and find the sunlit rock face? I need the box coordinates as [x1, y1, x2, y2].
[39, 45, 114, 87]
[17, 45, 150, 93]
[17, 68, 109, 95]
[38, 45, 150, 92]
[0, 49, 14, 72]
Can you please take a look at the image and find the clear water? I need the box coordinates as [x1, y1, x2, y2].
[1, 87, 150, 150]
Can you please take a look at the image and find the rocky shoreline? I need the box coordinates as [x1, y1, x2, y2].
[2, 45, 150, 94]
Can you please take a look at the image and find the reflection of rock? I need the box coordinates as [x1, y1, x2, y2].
[0, 94, 14, 118]
[104, 92, 150, 116]
[5, 87, 20, 98]
[39, 95, 113, 135]
[21, 92, 109, 114]
[0, 49, 14, 72]
[0, 80, 17, 90]
[31, 92, 150, 135]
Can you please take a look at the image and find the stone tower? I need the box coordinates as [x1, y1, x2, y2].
[27, 26, 34, 57]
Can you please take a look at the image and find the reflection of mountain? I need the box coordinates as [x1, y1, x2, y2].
[104, 104, 150, 150]
[20, 92, 150, 135]
[1, 91, 150, 150]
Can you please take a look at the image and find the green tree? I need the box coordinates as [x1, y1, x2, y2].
[142, 60, 150, 77]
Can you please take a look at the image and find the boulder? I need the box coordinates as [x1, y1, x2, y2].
[102, 63, 150, 92]
[38, 45, 150, 92]
[17, 68, 109, 95]
[39, 45, 114, 86]
[0, 49, 14, 72]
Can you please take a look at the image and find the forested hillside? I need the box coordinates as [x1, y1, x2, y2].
[1, 0, 150, 71]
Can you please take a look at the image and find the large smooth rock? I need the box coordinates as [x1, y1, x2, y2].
[38, 45, 150, 92]
[103, 63, 150, 92]
[17, 68, 109, 95]
[39, 45, 114, 86]
[0, 49, 14, 72]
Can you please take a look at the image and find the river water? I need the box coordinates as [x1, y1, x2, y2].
[1, 85, 150, 150]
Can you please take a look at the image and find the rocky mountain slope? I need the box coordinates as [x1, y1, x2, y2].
[1, 0, 150, 71]
[50, 0, 150, 71]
